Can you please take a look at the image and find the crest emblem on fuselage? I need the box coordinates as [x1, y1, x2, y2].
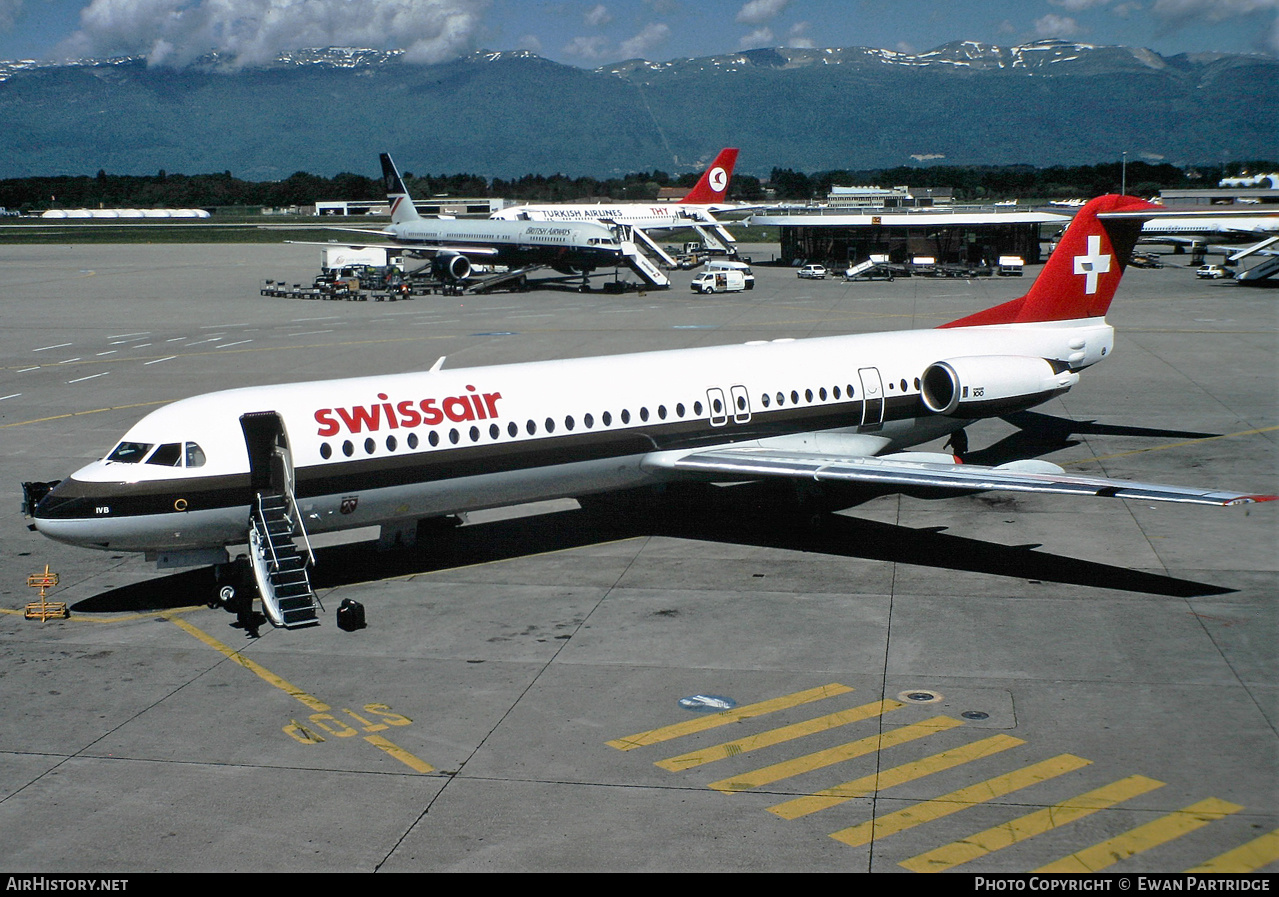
[340, 495, 359, 515]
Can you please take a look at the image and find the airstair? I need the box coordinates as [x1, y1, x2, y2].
[1229, 236, 1279, 282]
[615, 228, 671, 288]
[248, 492, 321, 629]
[692, 223, 737, 255]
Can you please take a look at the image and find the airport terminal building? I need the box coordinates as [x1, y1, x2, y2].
[751, 209, 1069, 267]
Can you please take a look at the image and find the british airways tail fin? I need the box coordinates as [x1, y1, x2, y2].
[380, 153, 422, 225]
[680, 148, 739, 205]
[941, 194, 1160, 328]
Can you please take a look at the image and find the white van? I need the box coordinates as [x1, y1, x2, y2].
[690, 269, 747, 293]
[705, 259, 755, 289]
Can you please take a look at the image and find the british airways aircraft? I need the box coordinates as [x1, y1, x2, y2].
[26, 195, 1274, 630]
[318, 154, 630, 284]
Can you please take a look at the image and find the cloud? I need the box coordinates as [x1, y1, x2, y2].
[737, 0, 790, 26]
[0, 0, 23, 32]
[786, 21, 814, 48]
[738, 26, 774, 49]
[618, 22, 670, 59]
[1150, 0, 1279, 53]
[1034, 13, 1085, 38]
[584, 4, 612, 28]
[55, 0, 489, 69]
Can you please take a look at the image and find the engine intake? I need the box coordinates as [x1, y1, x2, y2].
[920, 355, 1079, 417]
[432, 252, 472, 282]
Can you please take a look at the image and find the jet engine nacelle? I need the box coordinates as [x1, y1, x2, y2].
[432, 251, 472, 282]
[920, 355, 1079, 417]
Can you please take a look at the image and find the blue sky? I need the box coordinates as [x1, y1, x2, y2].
[0, 1, 1274, 68]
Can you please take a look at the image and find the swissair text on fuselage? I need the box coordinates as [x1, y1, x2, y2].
[314, 387, 503, 437]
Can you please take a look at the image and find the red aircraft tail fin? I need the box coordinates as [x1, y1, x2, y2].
[681, 148, 739, 205]
[942, 194, 1159, 328]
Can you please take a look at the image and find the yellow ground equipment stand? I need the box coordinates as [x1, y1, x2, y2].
[25, 565, 68, 620]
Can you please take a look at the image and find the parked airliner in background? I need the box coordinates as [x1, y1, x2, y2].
[491, 149, 751, 262]
[1139, 211, 1279, 246]
[492, 148, 739, 223]
[26, 195, 1274, 630]
[305, 153, 661, 286]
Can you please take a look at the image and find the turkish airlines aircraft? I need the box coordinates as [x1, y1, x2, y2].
[26, 194, 1274, 629]
[490, 148, 743, 231]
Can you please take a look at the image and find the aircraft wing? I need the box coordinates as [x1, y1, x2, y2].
[286, 239, 500, 256]
[648, 446, 1273, 507]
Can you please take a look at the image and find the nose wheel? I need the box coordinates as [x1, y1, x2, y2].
[212, 557, 262, 637]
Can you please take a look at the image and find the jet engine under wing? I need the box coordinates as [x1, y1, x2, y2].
[650, 447, 1275, 507]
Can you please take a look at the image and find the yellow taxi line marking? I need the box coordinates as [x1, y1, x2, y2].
[1, 605, 206, 622]
[165, 614, 331, 713]
[364, 735, 435, 773]
[770, 733, 1025, 820]
[709, 715, 964, 794]
[900, 774, 1165, 873]
[830, 754, 1092, 848]
[0, 400, 170, 429]
[1186, 827, 1279, 873]
[655, 699, 905, 771]
[606, 683, 855, 751]
[1036, 797, 1245, 873]
[1060, 425, 1279, 467]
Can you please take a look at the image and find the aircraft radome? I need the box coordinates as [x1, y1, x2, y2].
[25, 194, 1275, 632]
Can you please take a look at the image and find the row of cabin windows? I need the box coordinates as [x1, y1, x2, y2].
[315, 377, 921, 461]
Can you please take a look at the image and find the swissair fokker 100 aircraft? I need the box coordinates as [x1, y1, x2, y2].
[26, 195, 1274, 630]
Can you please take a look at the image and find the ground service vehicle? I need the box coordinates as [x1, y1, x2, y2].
[1196, 264, 1231, 279]
[690, 270, 746, 293]
[705, 260, 755, 289]
[797, 264, 827, 279]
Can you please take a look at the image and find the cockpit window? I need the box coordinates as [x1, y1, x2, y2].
[185, 443, 206, 468]
[107, 442, 152, 463]
[146, 443, 183, 467]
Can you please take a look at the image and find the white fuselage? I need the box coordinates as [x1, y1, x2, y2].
[491, 203, 722, 230]
[33, 318, 1113, 556]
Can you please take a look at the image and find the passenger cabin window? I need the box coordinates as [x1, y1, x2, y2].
[107, 442, 152, 463]
[146, 443, 183, 467]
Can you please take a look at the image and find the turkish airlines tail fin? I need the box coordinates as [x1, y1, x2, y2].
[380, 153, 422, 225]
[681, 148, 739, 205]
[942, 194, 1160, 328]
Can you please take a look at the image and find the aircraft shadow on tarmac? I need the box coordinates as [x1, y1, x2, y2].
[72, 473, 1234, 619]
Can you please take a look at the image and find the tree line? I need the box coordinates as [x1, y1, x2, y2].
[1, 160, 1273, 212]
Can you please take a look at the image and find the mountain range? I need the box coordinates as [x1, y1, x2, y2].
[0, 40, 1275, 180]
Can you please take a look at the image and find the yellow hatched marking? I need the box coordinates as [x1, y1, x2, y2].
[901, 774, 1164, 873]
[1187, 827, 1279, 873]
[770, 733, 1024, 820]
[656, 699, 904, 771]
[1037, 797, 1244, 873]
[708, 715, 963, 794]
[831, 754, 1091, 848]
[166, 614, 330, 712]
[364, 735, 435, 773]
[606, 683, 854, 751]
